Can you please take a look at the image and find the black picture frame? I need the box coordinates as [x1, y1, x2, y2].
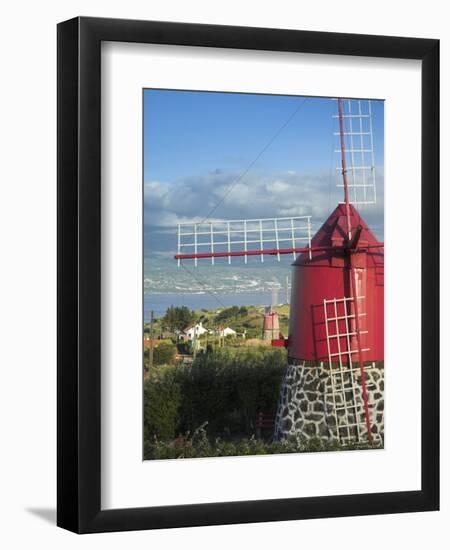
[57, 16, 439, 533]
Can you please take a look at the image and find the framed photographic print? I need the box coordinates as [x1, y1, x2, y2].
[57, 17, 439, 533]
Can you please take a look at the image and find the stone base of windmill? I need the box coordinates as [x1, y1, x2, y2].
[273, 360, 384, 445]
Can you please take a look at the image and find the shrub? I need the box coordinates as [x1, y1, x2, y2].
[153, 341, 177, 366]
[143, 367, 182, 441]
[143, 346, 287, 443]
[143, 426, 377, 460]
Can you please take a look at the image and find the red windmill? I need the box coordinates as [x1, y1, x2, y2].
[175, 98, 384, 445]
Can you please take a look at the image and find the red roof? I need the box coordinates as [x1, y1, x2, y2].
[294, 204, 383, 269]
[143, 339, 161, 350]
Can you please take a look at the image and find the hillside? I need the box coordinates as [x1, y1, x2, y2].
[144, 303, 290, 341]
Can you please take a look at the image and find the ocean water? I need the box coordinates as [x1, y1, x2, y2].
[143, 254, 292, 320]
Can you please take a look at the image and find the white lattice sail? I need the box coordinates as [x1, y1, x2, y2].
[176, 216, 312, 265]
[333, 99, 377, 206]
[323, 295, 371, 444]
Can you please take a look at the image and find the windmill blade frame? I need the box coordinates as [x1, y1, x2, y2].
[333, 98, 377, 206]
[176, 216, 313, 265]
[323, 295, 371, 444]
[329, 97, 377, 443]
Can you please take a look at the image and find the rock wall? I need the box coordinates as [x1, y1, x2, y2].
[273, 361, 384, 445]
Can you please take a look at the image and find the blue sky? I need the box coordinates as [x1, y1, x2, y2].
[143, 89, 384, 249]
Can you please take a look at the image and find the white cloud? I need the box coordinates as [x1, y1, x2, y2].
[266, 180, 289, 194]
[144, 167, 384, 241]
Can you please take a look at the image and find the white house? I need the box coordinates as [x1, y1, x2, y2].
[183, 322, 208, 341]
[216, 327, 237, 337]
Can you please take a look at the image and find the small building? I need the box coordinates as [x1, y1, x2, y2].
[215, 327, 237, 338]
[183, 322, 208, 341]
[262, 308, 280, 341]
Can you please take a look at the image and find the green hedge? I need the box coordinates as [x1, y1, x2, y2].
[143, 347, 286, 443]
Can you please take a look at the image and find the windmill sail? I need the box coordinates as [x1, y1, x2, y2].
[176, 216, 312, 265]
[323, 295, 371, 444]
[333, 99, 377, 206]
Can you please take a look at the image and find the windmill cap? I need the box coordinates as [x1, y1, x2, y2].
[293, 203, 384, 267]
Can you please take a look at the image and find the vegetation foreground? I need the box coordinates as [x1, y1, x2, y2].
[144, 424, 377, 460]
[143, 344, 378, 459]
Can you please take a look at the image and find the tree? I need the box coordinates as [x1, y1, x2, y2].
[215, 306, 240, 323]
[215, 305, 249, 326]
[162, 306, 195, 332]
